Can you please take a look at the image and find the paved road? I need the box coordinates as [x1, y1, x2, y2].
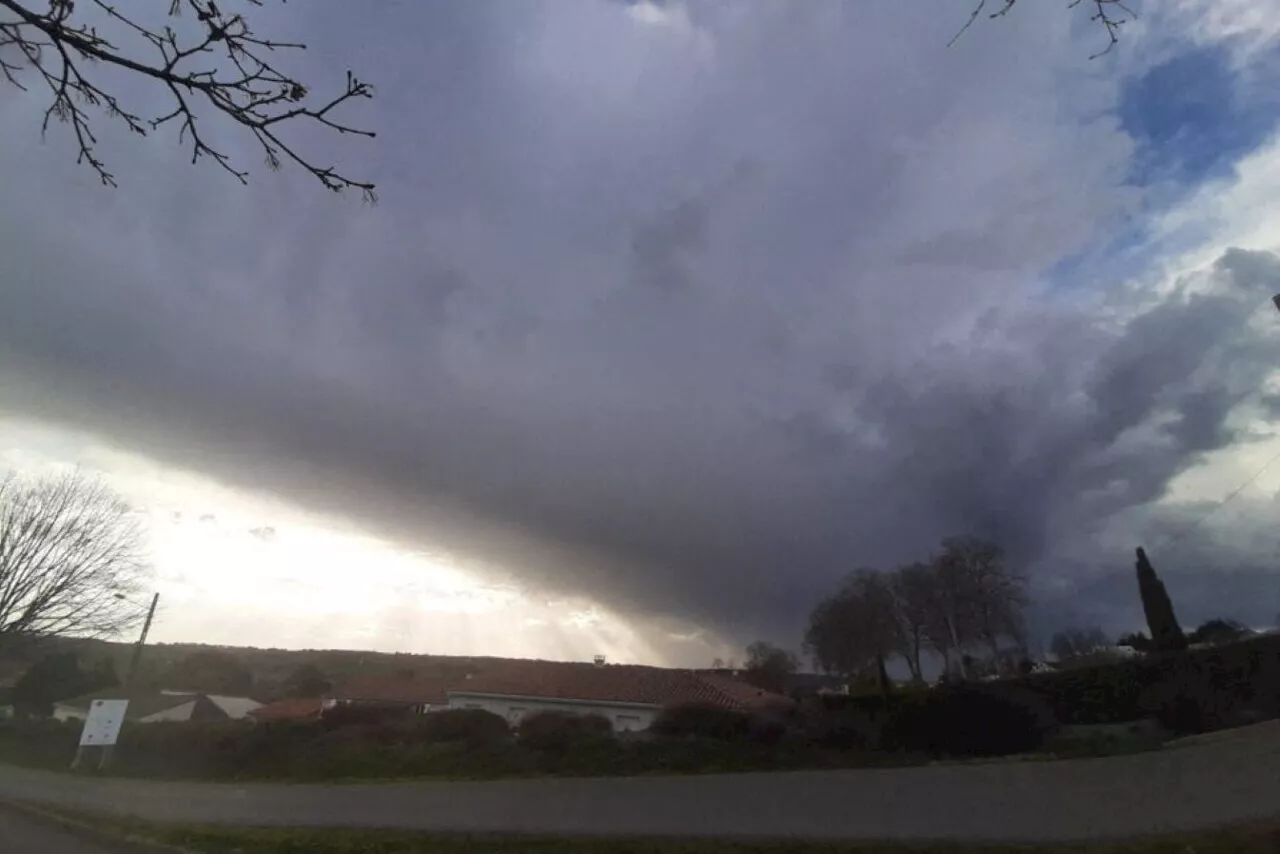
[0, 806, 159, 853]
[2, 727, 1280, 842]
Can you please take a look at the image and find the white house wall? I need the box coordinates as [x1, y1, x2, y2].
[206, 695, 263, 719]
[446, 695, 658, 732]
[139, 701, 197, 722]
[52, 705, 87, 723]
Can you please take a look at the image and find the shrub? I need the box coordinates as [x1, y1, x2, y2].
[517, 711, 613, 752]
[798, 706, 881, 749]
[651, 703, 754, 742]
[880, 684, 1055, 757]
[415, 708, 510, 747]
[319, 703, 415, 730]
[1008, 634, 1280, 735]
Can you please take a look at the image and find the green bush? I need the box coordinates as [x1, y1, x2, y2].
[798, 706, 881, 749]
[414, 708, 510, 747]
[0, 718, 80, 767]
[880, 684, 1056, 757]
[319, 703, 415, 730]
[651, 703, 754, 742]
[517, 711, 613, 752]
[1010, 633, 1280, 735]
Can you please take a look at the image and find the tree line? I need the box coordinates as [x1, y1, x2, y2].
[745, 541, 1265, 693]
[804, 535, 1027, 684]
[740, 535, 1029, 692]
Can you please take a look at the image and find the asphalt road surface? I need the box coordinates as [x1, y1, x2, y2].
[2, 724, 1280, 842]
[0, 806, 158, 854]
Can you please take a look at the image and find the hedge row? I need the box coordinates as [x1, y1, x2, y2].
[1009, 633, 1280, 733]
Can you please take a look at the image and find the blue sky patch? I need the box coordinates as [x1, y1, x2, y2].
[1119, 43, 1280, 187]
[1046, 43, 1280, 292]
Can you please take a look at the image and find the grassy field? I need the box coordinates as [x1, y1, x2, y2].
[14, 803, 1280, 854]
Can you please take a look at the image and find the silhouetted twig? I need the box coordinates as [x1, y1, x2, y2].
[950, 0, 1136, 58]
[0, 0, 376, 199]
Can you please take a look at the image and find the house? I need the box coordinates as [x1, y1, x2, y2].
[248, 697, 331, 723]
[327, 673, 452, 714]
[52, 689, 262, 723]
[445, 659, 794, 732]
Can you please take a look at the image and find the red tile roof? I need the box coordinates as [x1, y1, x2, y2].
[696, 673, 796, 712]
[448, 661, 794, 712]
[329, 674, 451, 706]
[249, 697, 324, 722]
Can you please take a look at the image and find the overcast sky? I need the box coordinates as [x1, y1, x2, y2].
[4, 0, 1280, 665]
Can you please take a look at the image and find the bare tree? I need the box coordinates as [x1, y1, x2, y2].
[805, 569, 901, 690]
[922, 541, 977, 679]
[949, 536, 1026, 668]
[1049, 626, 1111, 662]
[951, 0, 1136, 59]
[888, 562, 933, 683]
[0, 471, 146, 652]
[0, 0, 375, 197]
[917, 536, 1026, 679]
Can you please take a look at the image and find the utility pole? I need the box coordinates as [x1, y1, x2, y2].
[96, 592, 159, 771]
[124, 593, 160, 686]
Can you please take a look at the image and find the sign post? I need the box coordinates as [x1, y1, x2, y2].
[70, 699, 129, 771]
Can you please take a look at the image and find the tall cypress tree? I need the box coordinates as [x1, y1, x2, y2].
[1135, 547, 1187, 653]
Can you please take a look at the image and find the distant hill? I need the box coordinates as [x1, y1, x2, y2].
[2, 636, 609, 701]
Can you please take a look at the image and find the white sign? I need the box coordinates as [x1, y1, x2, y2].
[78, 699, 129, 747]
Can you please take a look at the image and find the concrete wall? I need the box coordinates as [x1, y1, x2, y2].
[446, 694, 658, 732]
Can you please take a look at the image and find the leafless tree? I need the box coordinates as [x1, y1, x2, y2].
[0, 470, 146, 652]
[951, 0, 1136, 59]
[0, 0, 375, 197]
[920, 542, 976, 678]
[932, 536, 1028, 675]
[888, 562, 933, 683]
[1050, 626, 1111, 662]
[947, 536, 1026, 666]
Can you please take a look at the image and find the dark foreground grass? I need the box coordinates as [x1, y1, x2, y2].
[14, 803, 1280, 854]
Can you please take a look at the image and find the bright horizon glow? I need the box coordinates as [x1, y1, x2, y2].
[0, 415, 733, 666]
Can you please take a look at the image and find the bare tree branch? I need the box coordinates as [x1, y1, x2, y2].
[0, 0, 375, 199]
[0, 470, 146, 652]
[951, 0, 1136, 58]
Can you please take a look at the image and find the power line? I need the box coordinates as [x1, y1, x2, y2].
[1158, 443, 1280, 551]
[1150, 292, 1280, 554]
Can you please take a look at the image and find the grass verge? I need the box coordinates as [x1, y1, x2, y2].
[11, 801, 1280, 854]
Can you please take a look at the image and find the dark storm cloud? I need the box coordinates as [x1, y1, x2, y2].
[631, 197, 711, 291]
[800, 250, 1280, 578]
[1, 0, 1275, 647]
